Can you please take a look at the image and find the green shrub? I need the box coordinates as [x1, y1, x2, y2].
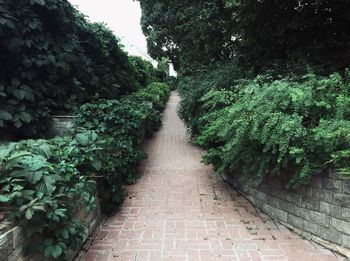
[0, 82, 171, 259]
[129, 56, 165, 88]
[0, 1, 140, 139]
[125, 82, 170, 137]
[73, 82, 170, 211]
[74, 100, 146, 210]
[140, 82, 171, 111]
[166, 76, 179, 91]
[195, 71, 350, 187]
[177, 64, 247, 137]
[0, 131, 99, 259]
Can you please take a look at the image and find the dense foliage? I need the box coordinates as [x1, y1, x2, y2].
[194, 72, 350, 187]
[139, 0, 350, 187]
[0, 132, 98, 258]
[139, 0, 350, 74]
[178, 69, 350, 186]
[129, 56, 166, 88]
[0, 82, 171, 259]
[0, 0, 141, 139]
[74, 82, 170, 211]
[139, 0, 235, 72]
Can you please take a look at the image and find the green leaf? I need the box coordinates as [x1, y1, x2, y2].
[29, 171, 43, 184]
[30, 0, 46, 6]
[19, 112, 32, 123]
[0, 17, 15, 29]
[36, 142, 52, 158]
[10, 169, 33, 178]
[0, 147, 11, 161]
[75, 132, 91, 145]
[91, 159, 102, 171]
[21, 190, 35, 200]
[0, 110, 12, 120]
[36, 175, 56, 195]
[14, 120, 23, 128]
[0, 195, 10, 203]
[44, 244, 63, 259]
[25, 208, 34, 219]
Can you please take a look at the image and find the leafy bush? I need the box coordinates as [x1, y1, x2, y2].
[126, 82, 171, 136]
[74, 100, 146, 210]
[73, 82, 170, 211]
[166, 76, 179, 91]
[0, 0, 140, 139]
[129, 56, 165, 88]
[0, 82, 171, 259]
[194, 71, 350, 187]
[129, 82, 171, 112]
[177, 64, 248, 137]
[0, 131, 99, 259]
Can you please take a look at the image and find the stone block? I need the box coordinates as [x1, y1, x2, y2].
[250, 197, 264, 210]
[298, 186, 313, 198]
[0, 227, 14, 260]
[265, 194, 282, 208]
[295, 207, 330, 227]
[343, 180, 350, 194]
[287, 213, 304, 229]
[278, 201, 296, 214]
[343, 234, 350, 249]
[250, 188, 267, 202]
[50, 115, 75, 137]
[318, 227, 343, 245]
[300, 198, 320, 211]
[262, 204, 288, 222]
[6, 247, 39, 261]
[323, 178, 343, 192]
[283, 190, 303, 206]
[333, 193, 350, 207]
[342, 207, 350, 220]
[331, 218, 350, 236]
[259, 183, 273, 194]
[302, 219, 321, 235]
[320, 201, 342, 219]
[312, 187, 333, 203]
[335, 173, 350, 180]
[12, 227, 24, 249]
[266, 186, 302, 206]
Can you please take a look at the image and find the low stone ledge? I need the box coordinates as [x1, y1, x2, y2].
[223, 171, 350, 258]
[50, 115, 76, 137]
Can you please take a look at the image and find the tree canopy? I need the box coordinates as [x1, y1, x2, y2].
[139, 0, 350, 74]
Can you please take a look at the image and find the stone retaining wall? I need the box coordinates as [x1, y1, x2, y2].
[0, 200, 101, 261]
[224, 170, 350, 258]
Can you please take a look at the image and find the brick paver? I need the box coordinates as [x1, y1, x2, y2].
[81, 92, 341, 261]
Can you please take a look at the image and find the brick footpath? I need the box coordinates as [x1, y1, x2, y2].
[81, 92, 341, 261]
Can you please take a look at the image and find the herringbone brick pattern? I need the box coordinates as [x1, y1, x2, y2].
[81, 92, 340, 261]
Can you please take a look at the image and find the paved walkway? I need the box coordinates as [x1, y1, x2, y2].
[82, 92, 339, 261]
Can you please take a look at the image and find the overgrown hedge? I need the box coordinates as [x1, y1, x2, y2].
[0, 82, 171, 259]
[178, 69, 350, 188]
[0, 0, 160, 140]
[75, 82, 170, 211]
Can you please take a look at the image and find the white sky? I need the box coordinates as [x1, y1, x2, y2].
[68, 0, 154, 63]
[68, 0, 176, 76]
